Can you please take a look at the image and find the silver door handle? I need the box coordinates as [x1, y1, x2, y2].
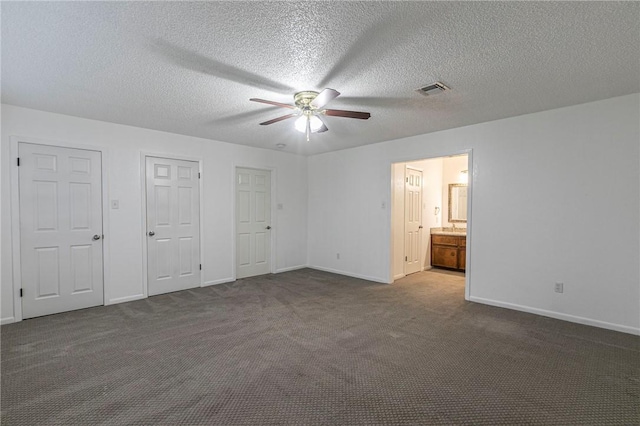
[148, 231, 155, 237]
[92, 234, 101, 240]
[266, 226, 271, 230]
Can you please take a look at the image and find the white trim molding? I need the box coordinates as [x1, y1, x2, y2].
[469, 296, 640, 336]
[275, 265, 308, 274]
[203, 278, 235, 287]
[309, 266, 389, 284]
[107, 294, 146, 305]
[1, 317, 16, 325]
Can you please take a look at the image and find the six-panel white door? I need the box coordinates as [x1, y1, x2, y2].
[236, 168, 271, 278]
[404, 167, 423, 275]
[146, 157, 201, 296]
[19, 143, 104, 319]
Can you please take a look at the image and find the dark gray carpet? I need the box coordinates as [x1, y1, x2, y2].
[1, 268, 639, 425]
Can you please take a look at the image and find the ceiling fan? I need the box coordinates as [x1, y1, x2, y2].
[250, 88, 371, 141]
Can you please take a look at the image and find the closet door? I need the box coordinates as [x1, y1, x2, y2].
[19, 143, 104, 318]
[146, 156, 201, 296]
[236, 168, 272, 279]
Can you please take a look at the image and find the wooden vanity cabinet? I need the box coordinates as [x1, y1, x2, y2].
[458, 247, 466, 271]
[431, 234, 466, 271]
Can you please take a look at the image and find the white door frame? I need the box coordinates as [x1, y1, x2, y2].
[140, 152, 205, 297]
[232, 164, 277, 280]
[9, 136, 111, 323]
[389, 148, 473, 301]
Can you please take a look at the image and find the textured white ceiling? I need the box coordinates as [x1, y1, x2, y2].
[2, 2, 639, 155]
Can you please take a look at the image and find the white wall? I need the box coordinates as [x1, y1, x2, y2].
[3, 94, 638, 335]
[308, 94, 640, 334]
[1, 105, 308, 323]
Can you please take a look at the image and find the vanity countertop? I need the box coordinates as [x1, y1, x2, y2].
[430, 227, 467, 236]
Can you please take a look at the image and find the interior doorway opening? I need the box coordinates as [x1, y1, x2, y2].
[391, 153, 470, 293]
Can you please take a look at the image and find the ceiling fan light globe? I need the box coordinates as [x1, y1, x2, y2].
[309, 115, 323, 132]
[294, 116, 308, 133]
[294, 115, 323, 133]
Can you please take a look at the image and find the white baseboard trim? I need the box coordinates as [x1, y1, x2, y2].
[308, 266, 390, 284]
[1, 317, 16, 325]
[107, 294, 146, 305]
[469, 296, 640, 336]
[275, 265, 308, 273]
[203, 278, 235, 287]
[393, 267, 431, 282]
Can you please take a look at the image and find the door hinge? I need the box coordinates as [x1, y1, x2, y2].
[17, 157, 20, 166]
[405, 177, 408, 182]
[20, 288, 23, 297]
[199, 264, 202, 270]
[405, 256, 408, 261]
[198, 172, 201, 179]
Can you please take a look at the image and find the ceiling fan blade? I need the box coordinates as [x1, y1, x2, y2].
[250, 98, 296, 109]
[324, 109, 371, 120]
[316, 124, 329, 133]
[315, 115, 329, 133]
[259, 113, 297, 125]
[311, 88, 340, 109]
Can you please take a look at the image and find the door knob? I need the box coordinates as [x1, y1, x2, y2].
[148, 231, 155, 236]
[266, 226, 271, 230]
[418, 225, 423, 229]
[92, 234, 101, 241]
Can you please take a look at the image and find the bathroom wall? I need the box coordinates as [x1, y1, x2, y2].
[442, 155, 469, 228]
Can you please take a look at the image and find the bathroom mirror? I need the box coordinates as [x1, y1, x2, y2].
[448, 184, 468, 223]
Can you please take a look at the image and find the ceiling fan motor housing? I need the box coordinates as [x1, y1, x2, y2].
[294, 91, 320, 109]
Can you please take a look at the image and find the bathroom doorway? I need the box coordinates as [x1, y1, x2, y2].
[390, 153, 470, 296]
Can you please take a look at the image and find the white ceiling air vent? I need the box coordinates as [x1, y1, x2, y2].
[417, 81, 450, 96]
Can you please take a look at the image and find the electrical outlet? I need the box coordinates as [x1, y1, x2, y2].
[554, 282, 564, 293]
[336, 253, 340, 260]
